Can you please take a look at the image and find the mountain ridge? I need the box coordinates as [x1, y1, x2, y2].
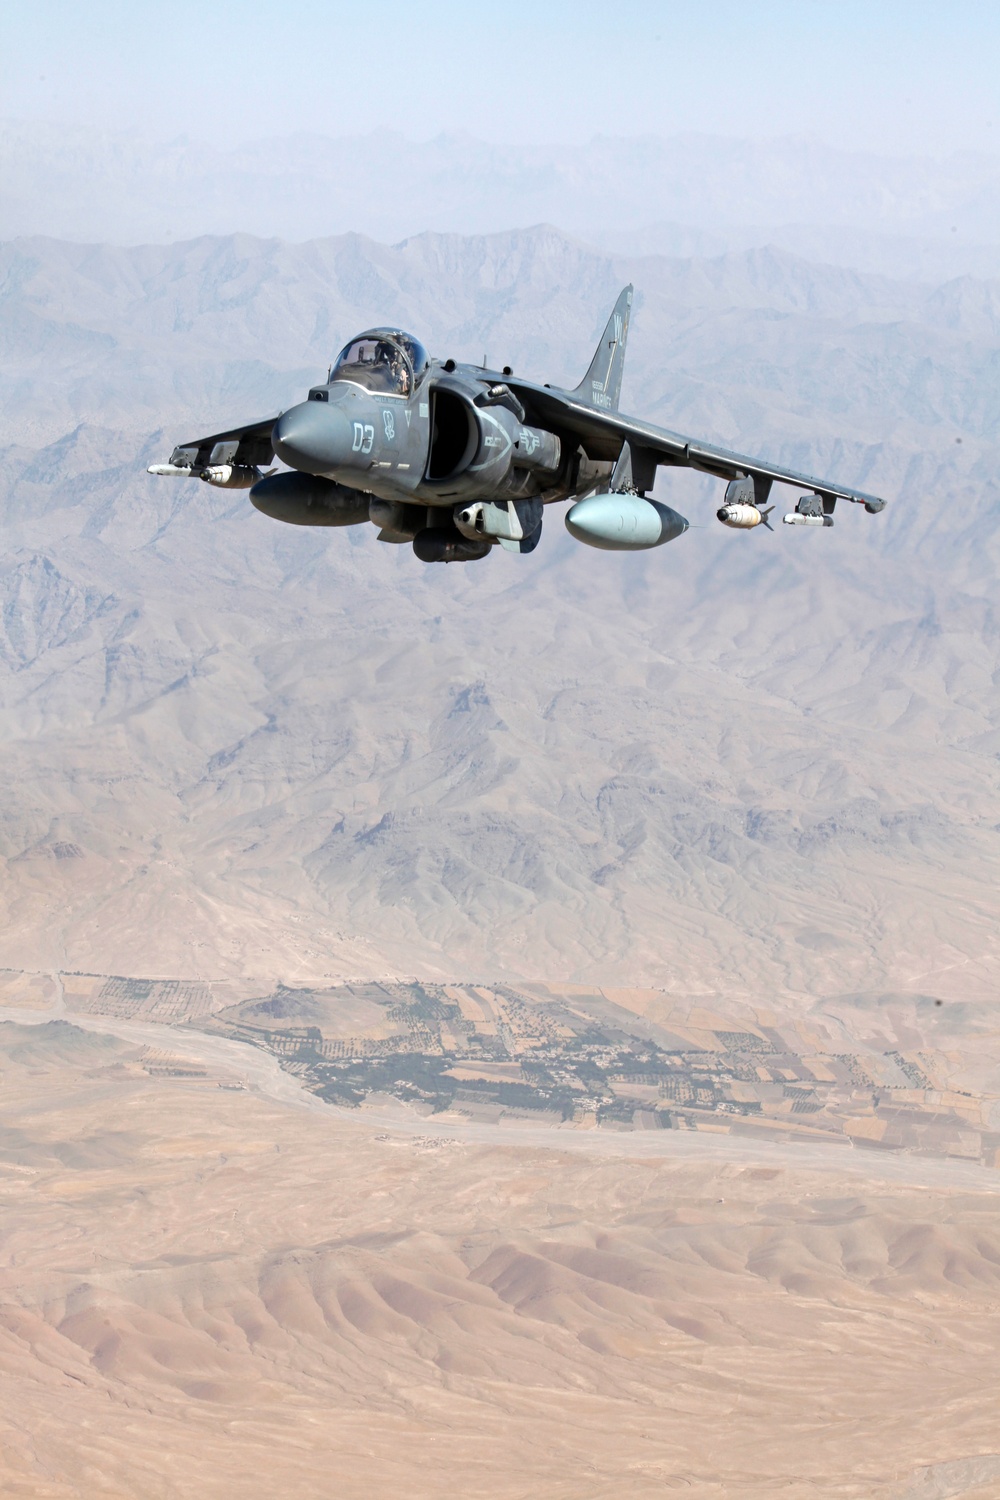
[4, 118, 1000, 272]
[0, 225, 995, 998]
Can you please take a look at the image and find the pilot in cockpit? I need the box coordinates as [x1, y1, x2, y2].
[330, 333, 422, 396]
[391, 347, 411, 396]
[377, 340, 410, 396]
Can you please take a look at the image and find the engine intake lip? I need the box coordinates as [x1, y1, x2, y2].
[425, 384, 481, 483]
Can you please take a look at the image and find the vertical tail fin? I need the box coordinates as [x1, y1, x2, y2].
[572, 285, 633, 411]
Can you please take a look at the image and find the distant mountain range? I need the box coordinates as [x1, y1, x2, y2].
[0, 225, 996, 1001]
[3, 119, 1000, 279]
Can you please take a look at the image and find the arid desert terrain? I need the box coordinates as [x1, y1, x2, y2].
[2, 968, 1000, 1498]
[3, 1007, 1000, 1500]
[1, 129, 999, 1496]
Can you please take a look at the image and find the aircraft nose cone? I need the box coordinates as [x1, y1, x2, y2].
[272, 401, 353, 475]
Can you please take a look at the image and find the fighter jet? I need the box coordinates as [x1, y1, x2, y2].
[148, 287, 886, 562]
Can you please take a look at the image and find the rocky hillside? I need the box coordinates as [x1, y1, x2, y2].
[0, 227, 996, 997]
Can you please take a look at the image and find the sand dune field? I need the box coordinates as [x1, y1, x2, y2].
[1, 1019, 999, 1499]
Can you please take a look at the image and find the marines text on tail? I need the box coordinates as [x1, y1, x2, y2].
[148, 288, 886, 563]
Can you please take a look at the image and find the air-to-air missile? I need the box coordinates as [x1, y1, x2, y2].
[147, 461, 261, 488]
[783, 511, 833, 527]
[783, 494, 836, 527]
[146, 462, 194, 478]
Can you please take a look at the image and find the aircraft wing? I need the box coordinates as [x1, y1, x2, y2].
[159, 415, 278, 473]
[500, 378, 887, 512]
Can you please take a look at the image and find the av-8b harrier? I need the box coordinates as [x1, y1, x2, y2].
[148, 287, 886, 562]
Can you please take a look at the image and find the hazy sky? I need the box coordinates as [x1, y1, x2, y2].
[3, 0, 999, 157]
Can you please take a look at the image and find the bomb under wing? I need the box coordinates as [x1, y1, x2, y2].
[147, 288, 887, 567]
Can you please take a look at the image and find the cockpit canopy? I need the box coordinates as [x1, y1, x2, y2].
[330, 329, 429, 397]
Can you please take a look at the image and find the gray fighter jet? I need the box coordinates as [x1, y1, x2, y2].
[148, 287, 886, 562]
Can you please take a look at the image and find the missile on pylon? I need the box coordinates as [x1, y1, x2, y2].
[783, 511, 833, 527]
[147, 460, 263, 487]
[783, 494, 835, 527]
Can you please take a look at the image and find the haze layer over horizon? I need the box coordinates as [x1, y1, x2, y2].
[6, 2, 999, 272]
